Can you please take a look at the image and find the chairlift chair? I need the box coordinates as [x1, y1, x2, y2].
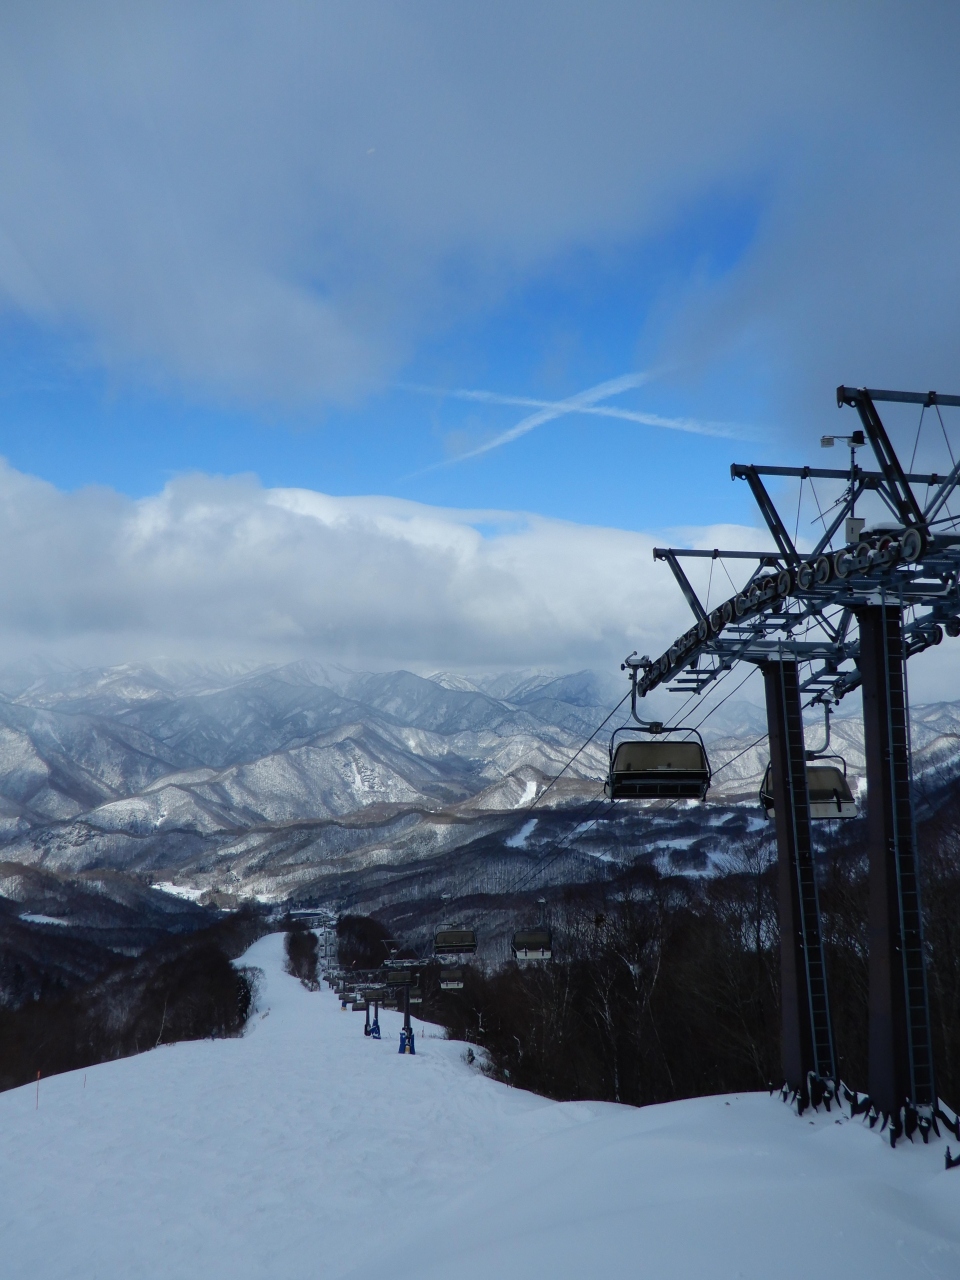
[605, 725, 711, 801]
[434, 927, 478, 956]
[512, 928, 552, 964]
[759, 761, 857, 819]
[760, 703, 857, 820]
[439, 968, 464, 990]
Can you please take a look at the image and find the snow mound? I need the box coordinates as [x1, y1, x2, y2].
[1, 933, 958, 1279]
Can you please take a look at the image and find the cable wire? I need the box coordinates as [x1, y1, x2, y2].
[509, 789, 612, 896]
[521, 687, 631, 816]
[710, 731, 768, 780]
[686, 665, 758, 736]
[459, 691, 631, 903]
[909, 404, 926, 473]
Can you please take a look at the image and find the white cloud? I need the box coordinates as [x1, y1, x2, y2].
[0, 460, 697, 669]
[0, 460, 955, 703]
[0, 5, 956, 412]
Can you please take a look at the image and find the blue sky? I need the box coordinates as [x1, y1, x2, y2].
[0, 185, 770, 532]
[0, 3, 958, 677]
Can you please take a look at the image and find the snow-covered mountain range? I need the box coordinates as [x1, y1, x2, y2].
[0, 660, 957, 907]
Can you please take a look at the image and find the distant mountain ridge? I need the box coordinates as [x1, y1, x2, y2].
[0, 662, 621, 897]
[0, 660, 955, 906]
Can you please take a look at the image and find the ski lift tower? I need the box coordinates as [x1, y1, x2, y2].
[625, 386, 960, 1139]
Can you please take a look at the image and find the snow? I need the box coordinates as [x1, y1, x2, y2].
[517, 777, 538, 805]
[152, 881, 206, 902]
[505, 817, 538, 847]
[1, 932, 958, 1279]
[18, 912, 69, 925]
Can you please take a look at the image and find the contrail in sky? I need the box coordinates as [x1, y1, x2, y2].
[402, 373, 752, 467]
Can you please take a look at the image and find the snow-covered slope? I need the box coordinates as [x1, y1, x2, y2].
[2, 933, 957, 1280]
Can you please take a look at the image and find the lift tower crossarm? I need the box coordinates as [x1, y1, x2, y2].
[853, 388, 960, 408]
[837, 387, 925, 529]
[731, 463, 942, 555]
[635, 387, 960, 704]
[653, 549, 708, 622]
[732, 465, 801, 564]
[652, 547, 785, 561]
[729, 462, 950, 486]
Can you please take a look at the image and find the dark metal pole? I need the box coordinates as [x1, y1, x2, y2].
[857, 605, 935, 1127]
[763, 659, 836, 1103]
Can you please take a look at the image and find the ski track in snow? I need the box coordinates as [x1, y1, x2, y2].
[1, 933, 959, 1279]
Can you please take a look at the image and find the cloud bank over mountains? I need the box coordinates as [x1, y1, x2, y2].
[0, 3, 957, 413]
[0, 456, 956, 701]
[0, 460, 733, 669]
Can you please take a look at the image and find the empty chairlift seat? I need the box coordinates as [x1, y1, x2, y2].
[760, 763, 857, 819]
[439, 968, 464, 990]
[605, 735, 711, 801]
[434, 928, 478, 956]
[512, 929, 552, 963]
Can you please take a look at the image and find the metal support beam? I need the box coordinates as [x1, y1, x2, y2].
[857, 605, 935, 1117]
[730, 462, 947, 486]
[735, 466, 801, 563]
[763, 660, 836, 1100]
[658, 550, 707, 622]
[855, 388, 960, 409]
[653, 547, 783, 561]
[837, 388, 926, 528]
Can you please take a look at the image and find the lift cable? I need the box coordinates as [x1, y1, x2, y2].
[540, 684, 769, 886]
[509, 788, 612, 896]
[718, 555, 739, 595]
[669, 662, 741, 731]
[709, 731, 769, 781]
[793, 476, 805, 547]
[685, 665, 759, 737]
[521, 687, 632, 815]
[447, 691, 632, 904]
[808, 477, 830, 540]
[935, 405, 959, 524]
[936, 404, 956, 469]
[909, 404, 926, 473]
